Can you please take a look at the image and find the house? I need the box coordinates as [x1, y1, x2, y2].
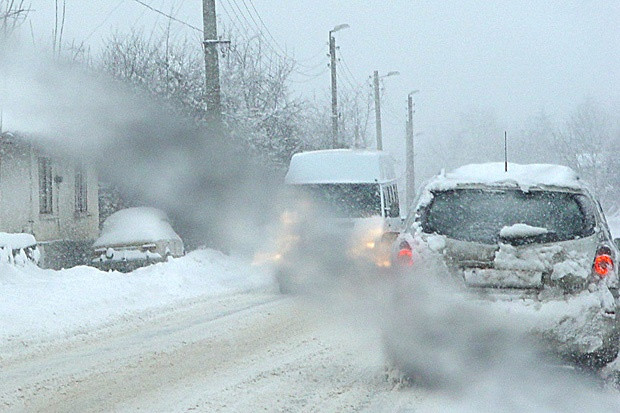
[0, 132, 99, 268]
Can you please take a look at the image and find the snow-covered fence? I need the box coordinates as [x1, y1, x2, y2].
[0, 233, 40, 265]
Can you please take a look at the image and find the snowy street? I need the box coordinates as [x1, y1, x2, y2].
[0, 281, 411, 412]
[2, 247, 620, 412]
[0, 251, 425, 412]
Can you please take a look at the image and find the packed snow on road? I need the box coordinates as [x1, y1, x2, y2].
[2, 243, 620, 412]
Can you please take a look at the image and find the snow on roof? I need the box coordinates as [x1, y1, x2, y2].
[413, 163, 583, 211]
[427, 162, 582, 191]
[285, 149, 397, 184]
[93, 207, 182, 248]
[0, 233, 37, 250]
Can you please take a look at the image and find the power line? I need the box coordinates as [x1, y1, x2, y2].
[221, 0, 326, 77]
[338, 49, 366, 90]
[240, 0, 324, 70]
[83, 0, 125, 42]
[130, 0, 202, 32]
[129, 0, 323, 87]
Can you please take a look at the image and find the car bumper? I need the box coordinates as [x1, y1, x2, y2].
[475, 287, 619, 356]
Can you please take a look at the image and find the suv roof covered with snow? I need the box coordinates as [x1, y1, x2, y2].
[423, 162, 582, 191]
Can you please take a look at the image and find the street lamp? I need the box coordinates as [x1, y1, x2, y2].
[331, 24, 350, 33]
[373, 70, 400, 150]
[406, 91, 420, 209]
[329, 24, 350, 148]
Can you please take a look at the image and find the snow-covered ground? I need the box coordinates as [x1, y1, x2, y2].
[0, 249, 273, 357]
[1, 248, 620, 412]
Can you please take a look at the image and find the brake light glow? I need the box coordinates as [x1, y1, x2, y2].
[594, 254, 613, 277]
[397, 244, 414, 267]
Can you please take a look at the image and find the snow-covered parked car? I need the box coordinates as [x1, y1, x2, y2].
[92, 207, 184, 272]
[0, 232, 40, 265]
[390, 163, 620, 367]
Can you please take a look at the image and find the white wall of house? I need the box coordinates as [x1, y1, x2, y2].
[0, 142, 34, 234]
[0, 139, 99, 243]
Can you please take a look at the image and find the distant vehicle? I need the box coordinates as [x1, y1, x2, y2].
[272, 149, 402, 292]
[389, 162, 620, 367]
[92, 207, 184, 272]
[285, 149, 402, 231]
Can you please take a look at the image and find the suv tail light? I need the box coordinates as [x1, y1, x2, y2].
[396, 242, 414, 267]
[593, 245, 614, 278]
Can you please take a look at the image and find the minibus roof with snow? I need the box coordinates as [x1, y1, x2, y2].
[284, 149, 400, 221]
[285, 149, 397, 185]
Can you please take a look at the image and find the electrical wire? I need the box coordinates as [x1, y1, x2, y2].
[221, 0, 326, 77]
[241, 0, 324, 70]
[83, 0, 125, 42]
[128, 0, 326, 86]
[130, 0, 202, 32]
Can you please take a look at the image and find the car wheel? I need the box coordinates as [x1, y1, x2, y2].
[575, 335, 620, 369]
[275, 269, 300, 294]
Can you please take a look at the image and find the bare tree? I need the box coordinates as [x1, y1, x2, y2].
[0, 0, 30, 38]
[339, 86, 373, 149]
[553, 100, 619, 206]
[99, 28, 318, 168]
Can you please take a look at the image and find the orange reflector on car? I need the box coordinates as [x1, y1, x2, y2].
[397, 247, 414, 267]
[594, 254, 613, 277]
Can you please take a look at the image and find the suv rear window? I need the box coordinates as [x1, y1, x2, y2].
[420, 189, 596, 244]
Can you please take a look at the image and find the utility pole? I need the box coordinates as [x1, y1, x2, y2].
[373, 70, 399, 151]
[202, 0, 222, 122]
[504, 131, 508, 172]
[406, 94, 415, 209]
[373, 71, 382, 150]
[329, 32, 338, 148]
[328, 24, 349, 148]
[406, 90, 420, 208]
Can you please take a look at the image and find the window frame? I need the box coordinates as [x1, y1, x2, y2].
[75, 166, 88, 214]
[38, 157, 53, 215]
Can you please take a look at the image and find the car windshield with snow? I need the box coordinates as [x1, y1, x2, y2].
[392, 162, 620, 367]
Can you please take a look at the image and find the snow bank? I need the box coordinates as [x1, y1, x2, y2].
[0, 249, 273, 353]
[93, 207, 182, 248]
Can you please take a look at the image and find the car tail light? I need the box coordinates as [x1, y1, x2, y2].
[593, 246, 614, 278]
[396, 242, 414, 267]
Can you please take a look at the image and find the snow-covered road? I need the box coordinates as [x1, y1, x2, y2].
[2, 249, 620, 412]
[0, 290, 424, 412]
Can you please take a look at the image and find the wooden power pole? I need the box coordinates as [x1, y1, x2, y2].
[373, 70, 383, 151]
[329, 32, 339, 148]
[202, 0, 223, 122]
[406, 94, 415, 209]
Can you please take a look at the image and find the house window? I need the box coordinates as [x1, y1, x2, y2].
[75, 167, 87, 213]
[38, 157, 53, 214]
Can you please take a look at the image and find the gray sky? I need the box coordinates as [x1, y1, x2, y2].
[23, 0, 620, 169]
